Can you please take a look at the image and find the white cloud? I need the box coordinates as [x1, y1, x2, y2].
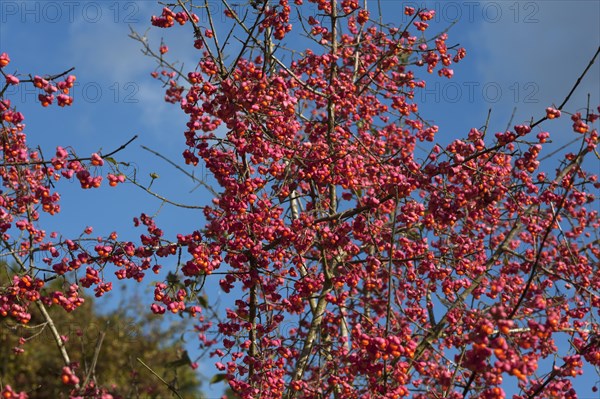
[67, 12, 151, 82]
[466, 1, 599, 122]
[60, 2, 205, 151]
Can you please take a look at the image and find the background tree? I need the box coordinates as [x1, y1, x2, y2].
[0, 268, 203, 398]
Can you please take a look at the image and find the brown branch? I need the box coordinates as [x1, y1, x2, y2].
[220, 0, 264, 81]
[248, 256, 258, 381]
[35, 300, 80, 390]
[203, 0, 226, 76]
[0, 135, 138, 168]
[2, 238, 79, 390]
[406, 221, 522, 373]
[507, 147, 587, 320]
[436, 46, 599, 173]
[285, 279, 333, 398]
[82, 328, 107, 389]
[526, 338, 598, 399]
[212, 0, 327, 98]
[125, 177, 205, 210]
[140, 145, 218, 197]
[0, 67, 76, 97]
[137, 358, 184, 399]
[128, 28, 190, 84]
[554, 46, 600, 113]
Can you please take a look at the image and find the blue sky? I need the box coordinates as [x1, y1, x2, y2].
[1, 1, 599, 397]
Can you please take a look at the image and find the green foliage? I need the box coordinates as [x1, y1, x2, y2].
[0, 278, 203, 398]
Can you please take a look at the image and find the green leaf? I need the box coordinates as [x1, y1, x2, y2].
[166, 272, 179, 285]
[104, 156, 117, 165]
[198, 295, 208, 308]
[210, 373, 227, 384]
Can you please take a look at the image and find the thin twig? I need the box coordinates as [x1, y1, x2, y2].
[140, 145, 218, 197]
[82, 328, 107, 389]
[125, 177, 205, 209]
[137, 357, 184, 399]
[531, 45, 600, 129]
[0, 135, 138, 168]
[35, 300, 80, 390]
